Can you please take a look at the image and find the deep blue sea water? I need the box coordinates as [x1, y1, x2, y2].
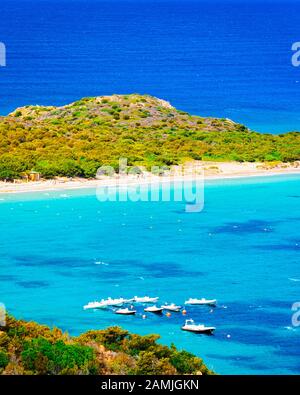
[1, 175, 300, 374]
[0, 0, 300, 133]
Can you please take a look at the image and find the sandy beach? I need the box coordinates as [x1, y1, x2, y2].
[0, 161, 300, 195]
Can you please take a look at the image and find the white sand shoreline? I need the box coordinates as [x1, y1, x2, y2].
[1, 162, 300, 195]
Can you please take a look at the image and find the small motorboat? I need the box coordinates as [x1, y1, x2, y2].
[83, 301, 108, 310]
[185, 298, 217, 306]
[163, 303, 182, 312]
[134, 296, 159, 304]
[181, 319, 215, 335]
[115, 308, 136, 315]
[123, 298, 135, 303]
[144, 305, 163, 314]
[105, 297, 125, 307]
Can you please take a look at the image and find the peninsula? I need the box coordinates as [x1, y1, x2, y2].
[0, 94, 299, 191]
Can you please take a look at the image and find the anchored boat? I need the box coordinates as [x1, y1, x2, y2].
[123, 298, 135, 303]
[144, 305, 163, 314]
[83, 301, 108, 310]
[134, 296, 159, 304]
[185, 298, 217, 306]
[105, 297, 125, 307]
[115, 307, 136, 315]
[181, 319, 215, 334]
[162, 303, 182, 312]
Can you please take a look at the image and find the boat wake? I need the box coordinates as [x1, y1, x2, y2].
[95, 261, 109, 266]
[284, 326, 297, 331]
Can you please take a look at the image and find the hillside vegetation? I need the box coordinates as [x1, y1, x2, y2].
[0, 94, 299, 180]
[0, 314, 213, 375]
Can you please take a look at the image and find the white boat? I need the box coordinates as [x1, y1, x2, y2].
[115, 308, 136, 315]
[134, 296, 159, 304]
[123, 298, 135, 303]
[83, 301, 108, 310]
[144, 305, 163, 314]
[105, 297, 125, 306]
[163, 303, 182, 312]
[185, 298, 217, 306]
[181, 319, 215, 334]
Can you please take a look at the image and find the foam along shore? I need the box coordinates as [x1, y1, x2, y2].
[0, 161, 300, 195]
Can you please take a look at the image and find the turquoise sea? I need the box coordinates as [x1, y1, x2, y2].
[1, 174, 300, 374]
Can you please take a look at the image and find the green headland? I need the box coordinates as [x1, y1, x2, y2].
[0, 94, 299, 180]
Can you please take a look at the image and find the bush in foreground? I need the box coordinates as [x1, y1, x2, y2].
[0, 315, 214, 375]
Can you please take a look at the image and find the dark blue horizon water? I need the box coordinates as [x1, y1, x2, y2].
[1, 175, 300, 374]
[0, 0, 300, 133]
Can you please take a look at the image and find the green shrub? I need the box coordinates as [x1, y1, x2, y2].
[169, 348, 204, 374]
[21, 338, 94, 374]
[125, 334, 160, 356]
[135, 351, 175, 375]
[0, 156, 29, 180]
[0, 351, 9, 369]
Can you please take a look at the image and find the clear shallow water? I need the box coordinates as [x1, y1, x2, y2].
[0, 0, 300, 133]
[1, 175, 300, 374]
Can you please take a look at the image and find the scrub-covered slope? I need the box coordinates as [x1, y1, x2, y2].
[0, 94, 299, 179]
